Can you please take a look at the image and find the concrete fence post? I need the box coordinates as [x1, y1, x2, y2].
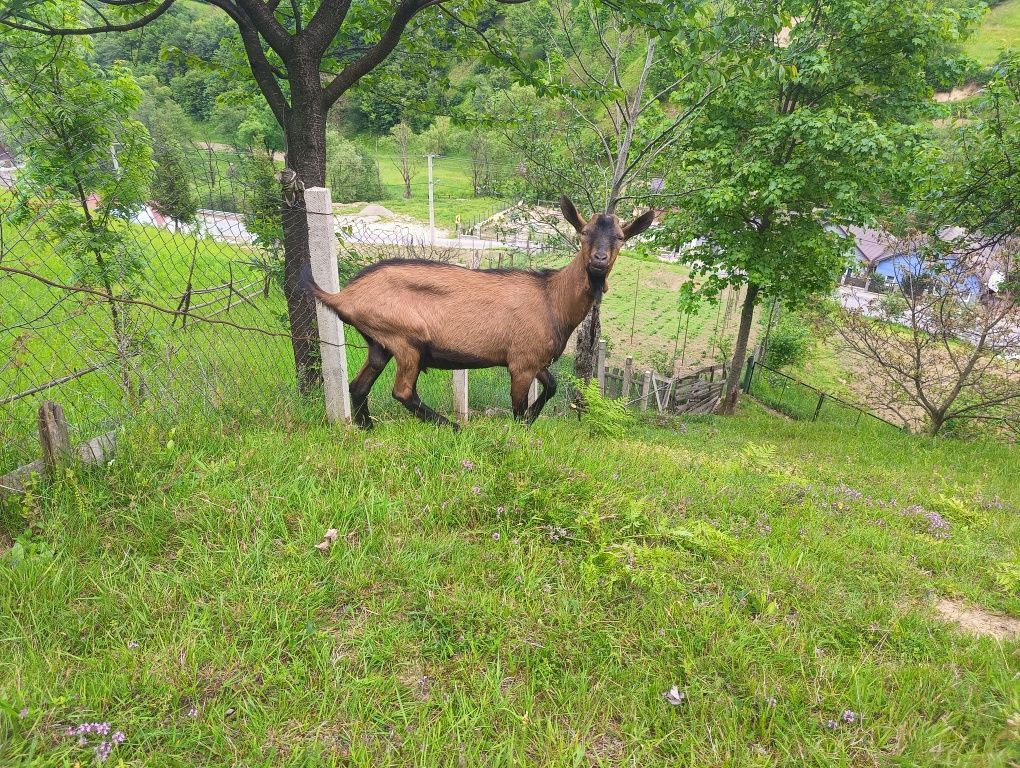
[451, 248, 477, 424]
[597, 338, 607, 394]
[453, 370, 469, 424]
[640, 370, 652, 411]
[306, 186, 351, 424]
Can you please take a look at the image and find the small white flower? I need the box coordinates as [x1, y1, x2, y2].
[663, 685, 686, 706]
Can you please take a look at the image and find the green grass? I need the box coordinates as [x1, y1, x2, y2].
[963, 0, 1020, 65]
[1, 401, 1018, 765]
[0, 217, 293, 471]
[355, 147, 506, 231]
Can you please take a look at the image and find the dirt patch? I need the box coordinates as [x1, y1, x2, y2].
[935, 599, 1020, 641]
[357, 204, 397, 219]
[933, 84, 980, 103]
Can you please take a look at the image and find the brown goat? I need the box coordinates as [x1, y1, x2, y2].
[303, 196, 654, 429]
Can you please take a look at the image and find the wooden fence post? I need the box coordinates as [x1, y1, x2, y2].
[597, 338, 607, 394]
[453, 370, 469, 424]
[38, 401, 70, 472]
[306, 186, 352, 424]
[640, 370, 652, 411]
[622, 356, 633, 402]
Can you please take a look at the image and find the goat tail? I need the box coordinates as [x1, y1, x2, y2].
[299, 261, 348, 321]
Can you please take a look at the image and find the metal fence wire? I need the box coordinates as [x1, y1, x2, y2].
[744, 359, 903, 433]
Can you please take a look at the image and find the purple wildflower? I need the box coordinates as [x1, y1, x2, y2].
[922, 509, 950, 538]
[824, 719, 838, 730]
[18, 708, 28, 720]
[188, 706, 199, 718]
[127, 640, 140, 649]
[112, 731, 126, 744]
[461, 460, 475, 471]
[496, 506, 505, 516]
[95, 741, 113, 763]
[766, 697, 778, 708]
[492, 532, 501, 541]
[841, 710, 856, 724]
[471, 486, 481, 495]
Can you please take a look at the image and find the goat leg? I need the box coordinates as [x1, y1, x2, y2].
[526, 369, 557, 425]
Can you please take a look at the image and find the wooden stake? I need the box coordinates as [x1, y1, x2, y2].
[38, 400, 70, 472]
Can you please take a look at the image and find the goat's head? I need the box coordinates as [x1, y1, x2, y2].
[560, 196, 655, 285]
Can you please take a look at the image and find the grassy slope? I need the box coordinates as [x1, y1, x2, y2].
[1, 404, 1018, 766]
[367, 151, 504, 230]
[963, 0, 1020, 65]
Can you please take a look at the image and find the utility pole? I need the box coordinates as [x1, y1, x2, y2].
[426, 154, 436, 247]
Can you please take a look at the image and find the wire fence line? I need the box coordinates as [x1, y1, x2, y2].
[744, 358, 903, 433]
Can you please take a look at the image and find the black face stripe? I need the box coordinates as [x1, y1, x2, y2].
[585, 215, 623, 257]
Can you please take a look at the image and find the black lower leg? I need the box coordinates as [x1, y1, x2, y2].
[350, 342, 391, 429]
[399, 391, 458, 430]
[526, 370, 557, 425]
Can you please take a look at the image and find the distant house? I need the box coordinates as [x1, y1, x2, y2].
[0, 141, 17, 191]
[833, 223, 1012, 301]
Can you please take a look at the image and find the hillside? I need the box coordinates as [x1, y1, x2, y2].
[2, 404, 1018, 765]
[963, 0, 1020, 64]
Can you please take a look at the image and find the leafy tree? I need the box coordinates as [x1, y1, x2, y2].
[659, 0, 977, 414]
[169, 67, 223, 121]
[1, 0, 541, 394]
[150, 118, 198, 229]
[239, 152, 284, 294]
[928, 52, 1020, 243]
[0, 18, 153, 402]
[388, 121, 421, 199]
[326, 133, 382, 203]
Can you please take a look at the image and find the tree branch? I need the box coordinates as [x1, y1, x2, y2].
[1, 0, 176, 35]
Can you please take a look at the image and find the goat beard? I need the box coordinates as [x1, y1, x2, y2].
[587, 268, 609, 303]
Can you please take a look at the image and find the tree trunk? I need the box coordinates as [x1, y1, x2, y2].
[718, 282, 760, 415]
[282, 66, 328, 395]
[574, 305, 601, 380]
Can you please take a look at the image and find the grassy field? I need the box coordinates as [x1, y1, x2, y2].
[1, 399, 1018, 765]
[963, 0, 1020, 65]
[361, 150, 506, 231]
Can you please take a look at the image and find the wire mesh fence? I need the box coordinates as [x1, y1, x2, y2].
[745, 360, 903, 434]
[0, 44, 582, 475]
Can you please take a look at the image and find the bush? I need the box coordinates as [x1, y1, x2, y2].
[764, 314, 813, 369]
[326, 133, 383, 203]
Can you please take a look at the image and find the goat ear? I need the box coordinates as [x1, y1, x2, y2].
[560, 195, 586, 234]
[623, 209, 655, 240]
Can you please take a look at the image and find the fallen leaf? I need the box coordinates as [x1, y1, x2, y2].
[314, 541, 331, 552]
[323, 528, 339, 542]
